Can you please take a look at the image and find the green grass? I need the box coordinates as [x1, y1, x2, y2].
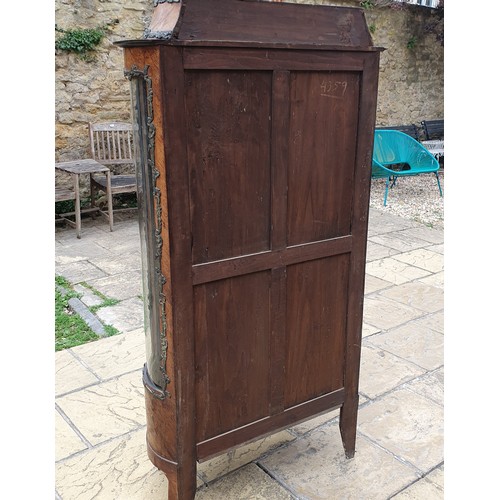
[79, 282, 120, 310]
[55, 276, 99, 351]
[55, 276, 120, 351]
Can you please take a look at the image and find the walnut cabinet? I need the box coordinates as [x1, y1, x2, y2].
[116, 1, 382, 498]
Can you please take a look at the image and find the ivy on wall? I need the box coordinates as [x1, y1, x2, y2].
[55, 20, 119, 61]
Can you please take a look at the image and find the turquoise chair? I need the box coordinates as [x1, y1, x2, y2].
[372, 129, 443, 206]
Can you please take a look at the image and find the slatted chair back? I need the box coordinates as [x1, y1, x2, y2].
[88, 122, 137, 220]
[89, 122, 134, 167]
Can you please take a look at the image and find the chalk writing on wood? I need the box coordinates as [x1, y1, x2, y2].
[320, 80, 348, 99]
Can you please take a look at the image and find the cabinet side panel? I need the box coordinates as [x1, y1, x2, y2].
[124, 47, 179, 462]
[194, 271, 271, 442]
[287, 71, 360, 246]
[185, 70, 272, 264]
[284, 254, 350, 408]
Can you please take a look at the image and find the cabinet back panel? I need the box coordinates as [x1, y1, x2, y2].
[185, 65, 364, 452]
[284, 254, 350, 408]
[185, 70, 272, 265]
[287, 71, 360, 246]
[194, 271, 272, 442]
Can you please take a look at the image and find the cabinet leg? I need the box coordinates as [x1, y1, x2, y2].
[339, 396, 359, 459]
[165, 465, 197, 500]
[147, 443, 196, 500]
[167, 472, 180, 500]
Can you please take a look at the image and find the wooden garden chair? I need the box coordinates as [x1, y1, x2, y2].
[88, 122, 137, 216]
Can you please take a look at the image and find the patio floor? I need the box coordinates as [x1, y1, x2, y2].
[55, 207, 444, 499]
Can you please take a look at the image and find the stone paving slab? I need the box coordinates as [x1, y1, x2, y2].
[95, 296, 145, 332]
[90, 251, 142, 275]
[365, 258, 431, 285]
[409, 311, 444, 335]
[418, 270, 444, 289]
[367, 210, 419, 236]
[73, 284, 104, 307]
[427, 243, 444, 255]
[95, 237, 143, 255]
[366, 240, 400, 262]
[90, 221, 141, 253]
[362, 322, 381, 338]
[86, 271, 143, 301]
[56, 370, 145, 446]
[403, 367, 444, 407]
[55, 409, 88, 461]
[397, 226, 444, 245]
[71, 328, 145, 380]
[392, 248, 444, 274]
[56, 260, 107, 284]
[55, 429, 170, 500]
[197, 431, 296, 484]
[55, 350, 100, 397]
[359, 344, 426, 400]
[364, 273, 392, 295]
[426, 464, 444, 490]
[197, 464, 293, 499]
[377, 281, 444, 313]
[357, 388, 444, 473]
[259, 427, 419, 500]
[392, 476, 443, 499]
[362, 295, 425, 331]
[369, 232, 433, 253]
[54, 209, 445, 499]
[367, 322, 443, 371]
[55, 222, 108, 244]
[55, 239, 113, 265]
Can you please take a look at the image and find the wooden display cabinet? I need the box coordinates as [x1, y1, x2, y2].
[116, 1, 382, 498]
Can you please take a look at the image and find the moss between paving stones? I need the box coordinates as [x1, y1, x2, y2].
[55, 276, 120, 351]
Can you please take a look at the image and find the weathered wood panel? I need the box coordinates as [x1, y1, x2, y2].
[194, 272, 272, 442]
[284, 255, 350, 408]
[287, 71, 360, 246]
[185, 70, 272, 264]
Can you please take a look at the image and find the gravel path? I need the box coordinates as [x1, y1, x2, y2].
[369, 169, 444, 230]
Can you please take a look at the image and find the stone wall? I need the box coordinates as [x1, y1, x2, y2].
[55, 0, 150, 163]
[364, 2, 444, 127]
[269, 0, 444, 127]
[55, 0, 443, 163]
